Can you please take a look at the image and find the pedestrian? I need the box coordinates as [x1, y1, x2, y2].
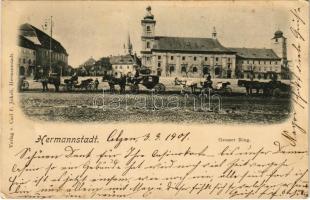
[41, 74, 49, 92]
[94, 78, 99, 90]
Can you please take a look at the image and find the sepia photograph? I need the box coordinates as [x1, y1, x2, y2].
[1, 1, 308, 199]
[17, 2, 293, 123]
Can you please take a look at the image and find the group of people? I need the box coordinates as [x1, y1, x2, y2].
[39, 72, 101, 92]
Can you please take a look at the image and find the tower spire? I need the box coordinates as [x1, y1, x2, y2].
[212, 26, 217, 39]
[127, 32, 133, 55]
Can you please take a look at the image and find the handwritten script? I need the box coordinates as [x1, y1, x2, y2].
[6, 130, 308, 198]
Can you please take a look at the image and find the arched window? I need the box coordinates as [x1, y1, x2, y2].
[169, 65, 175, 73]
[203, 66, 209, 75]
[19, 66, 25, 76]
[215, 66, 221, 76]
[227, 69, 232, 78]
[181, 66, 187, 73]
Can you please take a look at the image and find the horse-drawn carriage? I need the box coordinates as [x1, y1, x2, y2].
[237, 79, 291, 97]
[63, 78, 94, 91]
[103, 67, 166, 93]
[127, 75, 165, 93]
[19, 76, 29, 91]
[174, 77, 232, 95]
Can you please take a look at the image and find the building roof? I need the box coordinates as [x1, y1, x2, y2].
[229, 48, 280, 60]
[18, 35, 36, 50]
[152, 36, 233, 53]
[110, 54, 140, 65]
[19, 23, 68, 55]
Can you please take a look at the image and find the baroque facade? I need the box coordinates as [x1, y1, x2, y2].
[140, 6, 287, 80]
[19, 23, 68, 77]
[18, 35, 37, 77]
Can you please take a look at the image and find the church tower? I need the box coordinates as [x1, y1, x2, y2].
[141, 6, 156, 68]
[125, 33, 133, 55]
[271, 30, 287, 65]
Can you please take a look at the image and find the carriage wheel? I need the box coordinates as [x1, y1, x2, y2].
[154, 83, 166, 93]
[22, 81, 29, 90]
[225, 87, 233, 96]
[130, 84, 139, 93]
[272, 88, 281, 97]
[64, 84, 72, 92]
[87, 83, 93, 91]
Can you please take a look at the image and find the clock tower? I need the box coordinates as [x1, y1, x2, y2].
[141, 6, 156, 68]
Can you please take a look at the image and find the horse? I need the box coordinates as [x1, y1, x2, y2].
[103, 74, 127, 93]
[174, 77, 198, 94]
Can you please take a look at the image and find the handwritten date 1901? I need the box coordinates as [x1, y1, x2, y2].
[107, 129, 190, 149]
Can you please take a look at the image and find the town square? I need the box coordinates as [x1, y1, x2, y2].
[17, 3, 292, 123]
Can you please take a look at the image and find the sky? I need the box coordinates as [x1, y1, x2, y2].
[15, 1, 297, 67]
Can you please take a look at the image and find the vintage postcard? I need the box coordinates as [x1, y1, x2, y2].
[0, 0, 309, 198]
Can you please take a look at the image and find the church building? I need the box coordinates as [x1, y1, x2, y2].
[140, 6, 288, 80]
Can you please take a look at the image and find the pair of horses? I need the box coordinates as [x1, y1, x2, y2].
[103, 75, 127, 93]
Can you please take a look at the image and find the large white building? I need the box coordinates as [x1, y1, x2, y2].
[140, 6, 288, 80]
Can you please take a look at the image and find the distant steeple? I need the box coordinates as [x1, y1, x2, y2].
[212, 26, 217, 39]
[127, 32, 133, 55]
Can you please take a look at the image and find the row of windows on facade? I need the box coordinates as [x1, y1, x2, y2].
[21, 48, 66, 61]
[21, 48, 36, 55]
[152, 55, 233, 62]
[167, 65, 232, 75]
[243, 73, 279, 79]
[114, 65, 132, 70]
[19, 58, 35, 65]
[157, 62, 232, 69]
[149, 55, 279, 65]
[243, 66, 280, 72]
[242, 60, 278, 65]
[40, 51, 67, 61]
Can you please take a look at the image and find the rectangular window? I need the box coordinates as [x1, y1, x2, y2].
[275, 61, 278, 65]
[182, 56, 185, 61]
[215, 57, 219, 62]
[270, 61, 272, 65]
[205, 57, 208, 61]
[259, 61, 261, 64]
[158, 62, 161, 67]
[194, 56, 197, 61]
[127, 66, 130, 69]
[171, 56, 174, 60]
[158, 55, 161, 60]
[228, 58, 231, 62]
[115, 66, 118, 69]
[247, 60, 249, 64]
